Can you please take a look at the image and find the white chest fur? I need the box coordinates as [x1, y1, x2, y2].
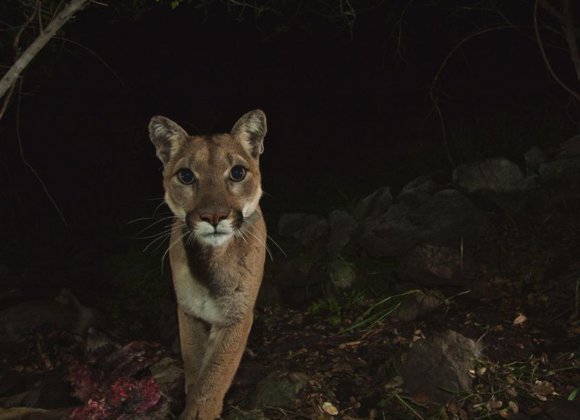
[173, 264, 225, 325]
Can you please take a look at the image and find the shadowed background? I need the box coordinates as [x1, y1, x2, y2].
[0, 1, 576, 300]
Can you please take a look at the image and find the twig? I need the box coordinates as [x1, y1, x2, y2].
[54, 36, 126, 87]
[0, 81, 16, 121]
[37, 0, 45, 32]
[16, 79, 68, 226]
[13, 2, 39, 54]
[0, 1, 39, 120]
[429, 25, 513, 168]
[575, 276, 579, 319]
[561, 0, 580, 82]
[538, 0, 563, 21]
[393, 394, 425, 420]
[533, 0, 580, 101]
[0, 0, 90, 100]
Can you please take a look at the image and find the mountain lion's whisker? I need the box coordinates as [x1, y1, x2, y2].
[143, 231, 171, 252]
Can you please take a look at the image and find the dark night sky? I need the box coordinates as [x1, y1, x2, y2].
[0, 2, 575, 264]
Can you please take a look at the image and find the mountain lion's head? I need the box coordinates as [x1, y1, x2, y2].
[149, 110, 266, 247]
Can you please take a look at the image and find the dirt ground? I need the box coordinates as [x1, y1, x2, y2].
[227, 212, 580, 419]
[0, 212, 579, 419]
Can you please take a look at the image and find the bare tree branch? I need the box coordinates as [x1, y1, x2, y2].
[13, 1, 40, 55]
[0, 1, 39, 119]
[0, 0, 90, 101]
[561, 0, 580, 82]
[538, 0, 563, 21]
[14, 78, 69, 226]
[534, 0, 580, 101]
[0, 82, 16, 121]
[429, 25, 513, 168]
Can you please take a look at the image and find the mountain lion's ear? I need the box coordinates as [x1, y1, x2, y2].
[149, 116, 189, 165]
[231, 109, 267, 158]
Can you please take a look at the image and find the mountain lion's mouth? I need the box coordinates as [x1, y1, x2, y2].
[191, 219, 235, 247]
[204, 231, 230, 237]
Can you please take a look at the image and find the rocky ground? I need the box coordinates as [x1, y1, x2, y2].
[1, 144, 579, 419]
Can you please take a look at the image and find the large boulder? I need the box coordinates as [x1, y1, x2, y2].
[0, 290, 95, 343]
[401, 175, 439, 195]
[254, 372, 309, 409]
[277, 213, 328, 245]
[400, 330, 480, 403]
[453, 157, 526, 194]
[326, 210, 358, 256]
[398, 243, 474, 287]
[395, 291, 444, 322]
[538, 157, 580, 185]
[524, 147, 546, 172]
[270, 259, 322, 305]
[326, 259, 357, 292]
[357, 189, 488, 258]
[0, 407, 73, 419]
[353, 187, 392, 220]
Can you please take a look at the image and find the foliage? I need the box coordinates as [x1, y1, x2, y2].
[308, 290, 366, 327]
[345, 289, 422, 332]
[156, 0, 363, 29]
[104, 248, 171, 339]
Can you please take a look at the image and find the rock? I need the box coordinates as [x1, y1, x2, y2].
[524, 147, 546, 172]
[149, 357, 184, 397]
[353, 187, 392, 220]
[54, 289, 96, 336]
[401, 176, 438, 195]
[149, 357, 184, 413]
[358, 189, 488, 258]
[538, 156, 580, 185]
[272, 259, 321, 305]
[326, 210, 358, 256]
[310, 258, 357, 297]
[24, 373, 75, 409]
[326, 259, 356, 291]
[254, 372, 309, 409]
[453, 157, 525, 193]
[0, 407, 73, 420]
[400, 330, 481, 403]
[396, 291, 444, 322]
[273, 259, 312, 288]
[277, 214, 328, 245]
[0, 371, 39, 398]
[555, 134, 580, 158]
[256, 276, 282, 308]
[0, 289, 96, 344]
[0, 302, 78, 343]
[398, 244, 474, 287]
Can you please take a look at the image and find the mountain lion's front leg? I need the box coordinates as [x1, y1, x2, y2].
[178, 307, 209, 397]
[181, 312, 253, 420]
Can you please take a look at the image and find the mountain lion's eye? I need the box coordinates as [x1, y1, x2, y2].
[230, 165, 246, 182]
[177, 168, 195, 184]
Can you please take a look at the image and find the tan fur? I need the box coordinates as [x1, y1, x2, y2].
[149, 110, 267, 419]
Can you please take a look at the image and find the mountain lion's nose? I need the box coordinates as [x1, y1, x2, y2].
[199, 211, 228, 227]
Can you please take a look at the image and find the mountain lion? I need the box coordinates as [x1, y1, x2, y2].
[149, 110, 267, 419]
